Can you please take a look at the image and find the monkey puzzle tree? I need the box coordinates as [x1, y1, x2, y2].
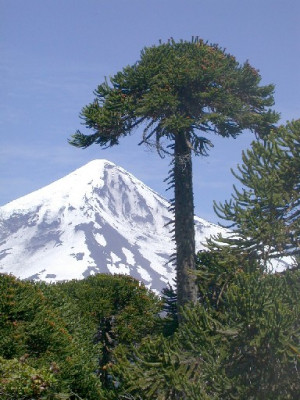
[69, 38, 278, 310]
[213, 120, 300, 264]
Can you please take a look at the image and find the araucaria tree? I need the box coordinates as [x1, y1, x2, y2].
[213, 119, 300, 264]
[69, 38, 278, 310]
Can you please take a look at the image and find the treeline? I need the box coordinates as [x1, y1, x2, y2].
[1, 254, 299, 399]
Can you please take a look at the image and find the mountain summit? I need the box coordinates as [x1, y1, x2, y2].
[0, 160, 226, 292]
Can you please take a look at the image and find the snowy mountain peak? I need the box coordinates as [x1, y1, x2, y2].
[1, 159, 115, 213]
[0, 159, 226, 293]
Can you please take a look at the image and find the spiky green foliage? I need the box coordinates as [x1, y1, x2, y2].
[196, 247, 261, 309]
[53, 274, 161, 344]
[112, 254, 300, 400]
[0, 356, 60, 399]
[54, 274, 162, 394]
[223, 270, 300, 399]
[70, 37, 279, 309]
[213, 120, 300, 263]
[161, 284, 178, 336]
[1, 261, 299, 399]
[70, 38, 277, 151]
[0, 273, 104, 399]
[0, 273, 162, 399]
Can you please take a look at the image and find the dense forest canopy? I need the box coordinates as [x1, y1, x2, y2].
[1, 263, 299, 399]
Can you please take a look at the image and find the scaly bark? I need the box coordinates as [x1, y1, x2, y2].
[174, 132, 198, 309]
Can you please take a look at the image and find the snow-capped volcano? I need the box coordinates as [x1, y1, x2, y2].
[0, 159, 226, 292]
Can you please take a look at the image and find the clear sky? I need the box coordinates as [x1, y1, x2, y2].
[1, 0, 299, 223]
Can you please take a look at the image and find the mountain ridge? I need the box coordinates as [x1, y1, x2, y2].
[0, 159, 228, 292]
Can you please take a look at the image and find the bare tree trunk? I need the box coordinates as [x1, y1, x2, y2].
[174, 132, 198, 311]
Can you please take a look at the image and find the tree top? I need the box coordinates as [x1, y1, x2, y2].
[70, 38, 279, 156]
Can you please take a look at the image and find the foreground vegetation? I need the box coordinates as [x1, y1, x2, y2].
[1, 251, 299, 399]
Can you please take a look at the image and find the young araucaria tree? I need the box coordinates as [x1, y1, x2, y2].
[69, 38, 279, 311]
[213, 119, 300, 264]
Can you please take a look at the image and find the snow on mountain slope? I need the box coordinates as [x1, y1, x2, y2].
[0, 159, 227, 293]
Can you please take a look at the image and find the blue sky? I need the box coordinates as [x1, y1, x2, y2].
[1, 0, 299, 223]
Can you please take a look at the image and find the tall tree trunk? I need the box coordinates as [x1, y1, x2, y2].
[174, 132, 198, 311]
